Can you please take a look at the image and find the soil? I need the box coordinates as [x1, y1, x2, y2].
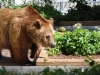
[49, 54, 100, 59]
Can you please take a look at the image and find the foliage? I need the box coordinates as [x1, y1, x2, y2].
[0, 66, 34, 75]
[68, 0, 97, 11]
[48, 31, 63, 56]
[63, 0, 97, 21]
[0, 0, 14, 8]
[33, 4, 63, 24]
[39, 67, 67, 75]
[48, 28, 100, 56]
[65, 8, 90, 21]
[39, 64, 100, 75]
[1, 0, 100, 22]
[85, 56, 97, 66]
[0, 66, 22, 75]
[3, 0, 63, 24]
[64, 0, 100, 21]
[88, 5, 100, 20]
[43, 0, 52, 6]
[1, 62, 100, 75]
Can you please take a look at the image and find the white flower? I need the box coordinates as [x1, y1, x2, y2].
[73, 23, 82, 29]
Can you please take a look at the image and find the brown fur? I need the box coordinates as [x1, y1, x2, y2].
[0, 6, 56, 64]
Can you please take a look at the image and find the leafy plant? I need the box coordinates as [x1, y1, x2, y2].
[48, 31, 63, 56]
[64, 0, 100, 21]
[39, 67, 68, 75]
[63, 28, 92, 55]
[1, 64, 100, 75]
[33, 4, 63, 24]
[0, 66, 8, 75]
[38, 64, 100, 75]
[49, 27, 100, 56]
[69, 0, 92, 11]
[63, 28, 100, 55]
[0, 66, 35, 75]
[85, 56, 97, 66]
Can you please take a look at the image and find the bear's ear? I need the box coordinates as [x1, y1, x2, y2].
[49, 18, 54, 25]
[34, 19, 41, 29]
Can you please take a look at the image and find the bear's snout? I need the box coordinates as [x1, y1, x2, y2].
[51, 42, 56, 48]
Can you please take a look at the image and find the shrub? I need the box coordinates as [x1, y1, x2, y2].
[48, 28, 100, 56]
[64, 5, 100, 21]
[88, 5, 100, 20]
[48, 31, 63, 56]
[33, 4, 63, 24]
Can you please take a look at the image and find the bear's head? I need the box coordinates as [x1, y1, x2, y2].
[26, 18, 56, 48]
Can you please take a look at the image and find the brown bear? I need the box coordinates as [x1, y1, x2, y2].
[0, 6, 56, 65]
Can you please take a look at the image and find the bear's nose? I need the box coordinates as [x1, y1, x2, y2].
[51, 42, 56, 48]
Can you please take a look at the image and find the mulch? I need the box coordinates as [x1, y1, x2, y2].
[49, 54, 100, 59]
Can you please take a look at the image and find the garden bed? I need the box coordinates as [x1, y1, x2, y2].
[36, 50, 100, 66]
[49, 54, 100, 59]
[36, 27, 100, 66]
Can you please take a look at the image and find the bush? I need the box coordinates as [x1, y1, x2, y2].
[62, 28, 100, 55]
[88, 5, 100, 20]
[33, 4, 63, 24]
[64, 5, 100, 21]
[48, 28, 100, 56]
[48, 31, 63, 56]
[5, 3, 63, 24]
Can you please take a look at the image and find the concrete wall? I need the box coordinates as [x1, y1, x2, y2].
[0, 66, 89, 75]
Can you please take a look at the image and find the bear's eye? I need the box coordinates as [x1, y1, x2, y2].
[46, 35, 50, 39]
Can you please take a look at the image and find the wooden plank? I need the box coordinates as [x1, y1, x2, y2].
[59, 21, 100, 26]
[36, 50, 100, 66]
[39, 48, 48, 58]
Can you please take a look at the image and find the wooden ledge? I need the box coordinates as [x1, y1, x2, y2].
[36, 50, 100, 66]
[59, 21, 100, 26]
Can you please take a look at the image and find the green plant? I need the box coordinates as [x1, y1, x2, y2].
[49, 27, 100, 56]
[38, 64, 100, 75]
[85, 56, 97, 66]
[63, 28, 100, 55]
[0, 66, 35, 75]
[39, 67, 68, 75]
[33, 4, 63, 24]
[48, 31, 63, 56]
[0, 66, 22, 75]
[64, 28, 92, 55]
[0, 66, 8, 75]
[64, 0, 100, 21]
[1, 64, 100, 75]
[69, 0, 92, 11]
[88, 5, 100, 20]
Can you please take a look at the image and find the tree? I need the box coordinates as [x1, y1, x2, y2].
[69, 0, 96, 11]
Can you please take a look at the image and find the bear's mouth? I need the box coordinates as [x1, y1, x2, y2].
[49, 43, 56, 48]
[46, 43, 56, 48]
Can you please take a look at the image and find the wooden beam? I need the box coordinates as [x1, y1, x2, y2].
[59, 21, 100, 26]
[36, 50, 100, 66]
